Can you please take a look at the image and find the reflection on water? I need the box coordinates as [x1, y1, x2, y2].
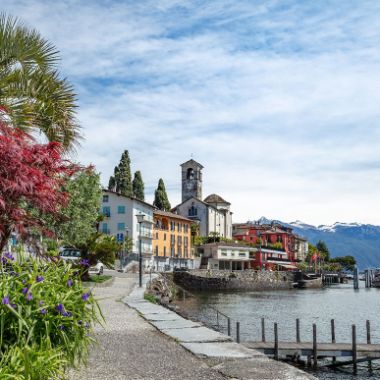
[175, 284, 380, 380]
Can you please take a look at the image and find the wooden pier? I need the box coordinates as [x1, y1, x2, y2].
[239, 319, 379, 373]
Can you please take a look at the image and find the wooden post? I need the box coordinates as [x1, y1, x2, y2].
[236, 321, 240, 343]
[216, 310, 219, 328]
[274, 323, 279, 360]
[352, 324, 357, 373]
[331, 319, 336, 363]
[353, 267, 359, 290]
[261, 318, 266, 342]
[366, 320, 371, 344]
[313, 324, 317, 369]
[227, 317, 231, 336]
[296, 318, 300, 343]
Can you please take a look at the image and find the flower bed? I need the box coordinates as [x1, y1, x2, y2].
[0, 253, 102, 379]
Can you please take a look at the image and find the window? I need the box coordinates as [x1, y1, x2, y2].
[118, 206, 125, 214]
[164, 233, 166, 241]
[239, 252, 246, 257]
[171, 246, 175, 257]
[188, 206, 197, 216]
[170, 235, 175, 245]
[184, 248, 188, 257]
[102, 206, 111, 217]
[103, 195, 109, 202]
[277, 235, 282, 243]
[155, 246, 158, 255]
[221, 249, 227, 257]
[117, 222, 125, 231]
[170, 221, 175, 231]
[177, 236, 182, 245]
[116, 233, 124, 242]
[163, 246, 166, 257]
[184, 224, 188, 233]
[156, 232, 158, 239]
[177, 246, 182, 257]
[101, 223, 108, 234]
[184, 237, 188, 247]
[187, 168, 194, 179]
[177, 223, 181, 232]
[231, 251, 236, 257]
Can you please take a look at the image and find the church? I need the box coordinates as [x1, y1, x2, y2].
[172, 159, 233, 239]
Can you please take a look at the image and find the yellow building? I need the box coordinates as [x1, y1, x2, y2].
[153, 210, 193, 271]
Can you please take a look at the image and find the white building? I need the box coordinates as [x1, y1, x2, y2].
[173, 159, 233, 239]
[199, 243, 254, 270]
[100, 190, 155, 269]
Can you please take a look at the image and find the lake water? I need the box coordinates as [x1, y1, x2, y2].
[175, 283, 380, 380]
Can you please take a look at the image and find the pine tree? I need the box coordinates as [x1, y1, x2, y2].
[108, 151, 133, 196]
[153, 178, 171, 211]
[132, 171, 145, 201]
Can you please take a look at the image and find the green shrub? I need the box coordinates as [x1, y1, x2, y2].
[0, 253, 103, 379]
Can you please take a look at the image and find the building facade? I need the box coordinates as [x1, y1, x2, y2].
[153, 210, 194, 271]
[233, 222, 301, 270]
[100, 190, 155, 269]
[173, 159, 233, 239]
[198, 242, 255, 270]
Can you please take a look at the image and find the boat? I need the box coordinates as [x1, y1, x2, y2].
[372, 270, 380, 288]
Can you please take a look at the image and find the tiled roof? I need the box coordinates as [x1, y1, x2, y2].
[204, 193, 230, 204]
[154, 209, 193, 222]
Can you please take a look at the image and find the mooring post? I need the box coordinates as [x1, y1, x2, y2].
[352, 324, 357, 373]
[296, 318, 300, 343]
[366, 320, 371, 344]
[236, 321, 240, 343]
[313, 324, 318, 369]
[261, 318, 266, 342]
[216, 310, 219, 328]
[227, 317, 231, 336]
[331, 319, 336, 363]
[274, 322, 279, 361]
[353, 266, 359, 290]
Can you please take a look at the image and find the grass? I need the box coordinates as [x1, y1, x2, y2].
[144, 293, 158, 304]
[88, 275, 112, 283]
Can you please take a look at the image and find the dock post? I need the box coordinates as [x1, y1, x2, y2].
[227, 317, 231, 336]
[352, 324, 357, 373]
[236, 321, 240, 343]
[366, 320, 371, 344]
[296, 318, 300, 343]
[331, 319, 336, 363]
[261, 318, 266, 342]
[274, 323, 279, 360]
[216, 310, 219, 328]
[312, 324, 318, 369]
[353, 266, 359, 290]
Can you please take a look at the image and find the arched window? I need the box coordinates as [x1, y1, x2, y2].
[187, 168, 195, 179]
[188, 205, 198, 217]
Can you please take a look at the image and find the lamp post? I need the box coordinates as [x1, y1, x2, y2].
[136, 213, 145, 287]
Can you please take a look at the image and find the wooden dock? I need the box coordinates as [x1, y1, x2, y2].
[244, 341, 380, 359]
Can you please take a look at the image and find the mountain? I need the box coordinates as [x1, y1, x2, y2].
[252, 217, 380, 269]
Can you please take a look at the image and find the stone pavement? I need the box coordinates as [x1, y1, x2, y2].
[67, 273, 317, 380]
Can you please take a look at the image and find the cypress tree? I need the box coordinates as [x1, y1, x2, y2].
[108, 151, 133, 196]
[153, 178, 171, 211]
[132, 171, 145, 201]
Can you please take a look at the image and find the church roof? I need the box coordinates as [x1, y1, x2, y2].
[204, 193, 230, 205]
[180, 159, 204, 169]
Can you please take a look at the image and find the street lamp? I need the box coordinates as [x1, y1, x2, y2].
[136, 213, 145, 287]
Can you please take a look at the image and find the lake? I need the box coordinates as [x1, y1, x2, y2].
[175, 283, 380, 380]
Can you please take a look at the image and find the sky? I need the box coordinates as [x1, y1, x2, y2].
[3, 0, 380, 226]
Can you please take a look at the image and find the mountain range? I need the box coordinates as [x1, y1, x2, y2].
[252, 217, 380, 269]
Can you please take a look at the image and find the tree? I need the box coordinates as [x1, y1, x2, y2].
[153, 178, 171, 211]
[316, 240, 330, 261]
[0, 14, 79, 150]
[55, 169, 102, 248]
[0, 123, 77, 251]
[109, 150, 133, 196]
[132, 171, 145, 200]
[330, 255, 356, 272]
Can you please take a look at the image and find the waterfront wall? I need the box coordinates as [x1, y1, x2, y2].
[173, 269, 295, 291]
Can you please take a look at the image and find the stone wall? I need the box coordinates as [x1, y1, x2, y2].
[173, 269, 295, 291]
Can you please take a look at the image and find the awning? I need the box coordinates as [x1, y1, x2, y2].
[278, 263, 298, 269]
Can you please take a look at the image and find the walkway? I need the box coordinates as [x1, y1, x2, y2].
[67, 272, 316, 380]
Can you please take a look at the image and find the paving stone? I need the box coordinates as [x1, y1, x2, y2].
[150, 319, 201, 330]
[161, 326, 232, 343]
[143, 312, 183, 321]
[181, 341, 258, 358]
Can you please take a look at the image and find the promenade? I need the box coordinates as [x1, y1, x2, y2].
[67, 272, 316, 380]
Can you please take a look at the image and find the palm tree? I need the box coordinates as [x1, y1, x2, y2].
[0, 14, 80, 149]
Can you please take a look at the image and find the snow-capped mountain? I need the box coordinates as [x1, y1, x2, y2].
[251, 217, 380, 269]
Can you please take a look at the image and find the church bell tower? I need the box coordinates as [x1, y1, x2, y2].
[180, 159, 203, 202]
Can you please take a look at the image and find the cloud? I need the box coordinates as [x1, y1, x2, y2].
[3, 0, 380, 225]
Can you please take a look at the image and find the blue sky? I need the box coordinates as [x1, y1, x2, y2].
[3, 0, 380, 225]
